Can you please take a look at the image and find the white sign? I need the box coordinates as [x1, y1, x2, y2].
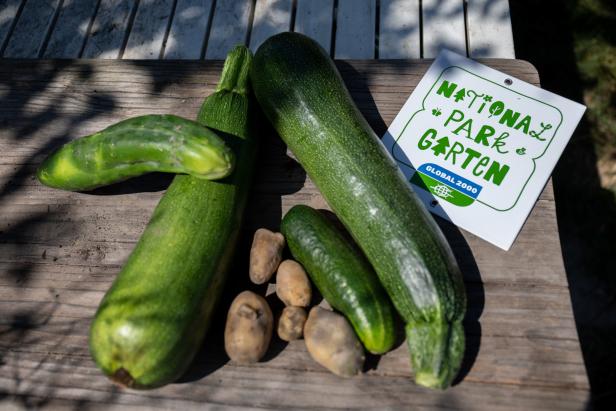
[382, 50, 586, 250]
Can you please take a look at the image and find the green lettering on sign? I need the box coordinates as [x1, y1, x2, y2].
[484, 162, 510, 186]
[436, 80, 457, 98]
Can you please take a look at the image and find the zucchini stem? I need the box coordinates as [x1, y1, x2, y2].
[198, 45, 253, 140]
[216, 45, 252, 96]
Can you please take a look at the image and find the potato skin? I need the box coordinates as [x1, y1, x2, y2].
[304, 307, 365, 377]
[277, 306, 307, 341]
[249, 229, 285, 284]
[276, 260, 312, 307]
[224, 291, 273, 363]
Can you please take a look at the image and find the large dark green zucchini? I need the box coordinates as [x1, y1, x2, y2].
[37, 114, 234, 191]
[89, 46, 257, 389]
[281, 205, 396, 355]
[251, 33, 466, 389]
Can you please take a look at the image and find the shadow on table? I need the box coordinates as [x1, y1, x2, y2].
[0, 58, 124, 408]
[87, 172, 174, 195]
[510, 1, 616, 409]
[0, 301, 122, 408]
[0, 58, 268, 406]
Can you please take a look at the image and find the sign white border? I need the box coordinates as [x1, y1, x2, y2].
[382, 50, 586, 250]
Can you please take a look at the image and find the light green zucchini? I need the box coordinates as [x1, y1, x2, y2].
[89, 45, 257, 389]
[37, 114, 234, 191]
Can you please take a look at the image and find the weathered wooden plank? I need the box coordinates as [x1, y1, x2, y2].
[0, 301, 588, 382]
[204, 0, 253, 59]
[421, 0, 466, 58]
[467, 0, 515, 58]
[379, 0, 420, 58]
[42, 0, 99, 58]
[249, 0, 293, 52]
[0, 0, 24, 52]
[0, 59, 588, 409]
[294, 0, 333, 53]
[82, 0, 138, 59]
[0, 357, 589, 411]
[0, 276, 584, 345]
[335, 0, 376, 58]
[163, 0, 214, 59]
[2, 0, 60, 58]
[123, 0, 175, 59]
[0, 184, 571, 290]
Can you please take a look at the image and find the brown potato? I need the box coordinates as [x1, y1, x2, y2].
[224, 291, 273, 364]
[304, 307, 365, 377]
[249, 228, 285, 284]
[277, 306, 307, 341]
[276, 260, 311, 307]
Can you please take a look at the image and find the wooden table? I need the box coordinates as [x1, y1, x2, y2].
[0, 58, 588, 409]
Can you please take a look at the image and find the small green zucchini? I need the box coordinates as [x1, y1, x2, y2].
[37, 114, 234, 191]
[281, 205, 396, 354]
[89, 46, 257, 389]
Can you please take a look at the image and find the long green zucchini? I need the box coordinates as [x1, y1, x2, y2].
[89, 46, 257, 389]
[37, 114, 234, 191]
[251, 33, 466, 389]
[281, 205, 396, 355]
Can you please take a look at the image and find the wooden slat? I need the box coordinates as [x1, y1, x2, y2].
[335, 0, 376, 58]
[421, 0, 466, 58]
[163, 0, 214, 59]
[0, 0, 24, 51]
[123, 0, 175, 59]
[82, 0, 138, 59]
[0, 59, 589, 409]
[2, 0, 60, 58]
[0, 358, 589, 410]
[43, 0, 99, 58]
[379, 0, 420, 58]
[467, 0, 515, 58]
[294, 0, 333, 53]
[249, 0, 293, 52]
[204, 0, 253, 59]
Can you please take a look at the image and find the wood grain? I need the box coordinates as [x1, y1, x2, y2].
[204, 0, 253, 59]
[163, 0, 215, 59]
[334, 0, 376, 59]
[294, 0, 334, 53]
[123, 0, 175, 59]
[43, 0, 99, 58]
[0, 59, 589, 409]
[421, 0, 467, 58]
[0, 0, 25, 52]
[467, 0, 516, 58]
[249, 0, 293, 52]
[1, 0, 60, 58]
[379, 0, 421, 59]
[81, 0, 138, 59]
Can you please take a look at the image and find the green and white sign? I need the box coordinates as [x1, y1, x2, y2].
[383, 50, 586, 250]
